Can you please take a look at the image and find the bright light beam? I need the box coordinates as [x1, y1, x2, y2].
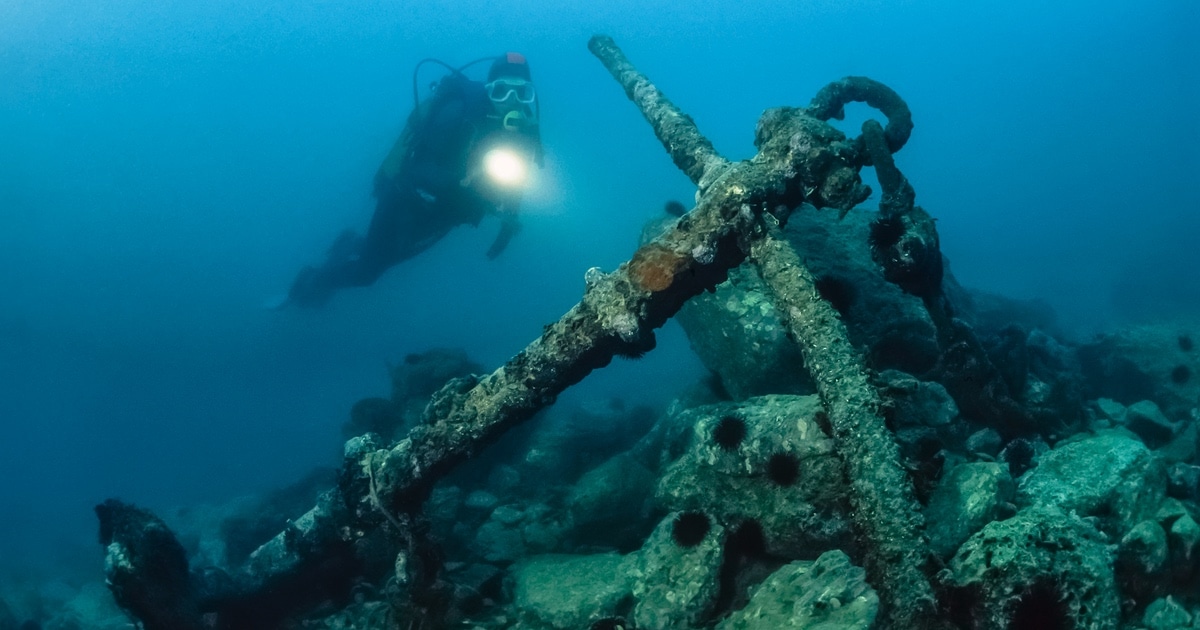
[483, 148, 527, 187]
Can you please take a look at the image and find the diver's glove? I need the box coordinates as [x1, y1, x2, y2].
[486, 214, 521, 260]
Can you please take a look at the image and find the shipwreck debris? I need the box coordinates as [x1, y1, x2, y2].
[98, 36, 945, 629]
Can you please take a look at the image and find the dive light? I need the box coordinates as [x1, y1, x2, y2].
[482, 147, 528, 188]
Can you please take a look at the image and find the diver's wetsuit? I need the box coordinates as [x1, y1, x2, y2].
[287, 74, 522, 307]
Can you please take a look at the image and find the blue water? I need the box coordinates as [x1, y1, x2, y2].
[1, 0, 1196, 582]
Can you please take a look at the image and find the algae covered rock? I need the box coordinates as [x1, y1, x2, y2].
[566, 451, 657, 550]
[675, 265, 813, 400]
[1124, 400, 1180, 449]
[1167, 513, 1200, 579]
[630, 512, 726, 630]
[674, 208, 943, 401]
[510, 510, 732, 630]
[471, 501, 569, 563]
[1142, 595, 1192, 630]
[946, 505, 1119, 630]
[642, 208, 809, 402]
[48, 582, 132, 630]
[510, 553, 633, 629]
[786, 208, 941, 374]
[1017, 430, 1167, 535]
[924, 461, 1015, 559]
[716, 550, 877, 629]
[655, 395, 852, 557]
[879, 370, 960, 430]
[1118, 519, 1169, 577]
[517, 400, 658, 495]
[877, 370, 966, 491]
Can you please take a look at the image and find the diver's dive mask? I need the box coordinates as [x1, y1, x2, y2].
[487, 78, 536, 104]
[487, 78, 538, 130]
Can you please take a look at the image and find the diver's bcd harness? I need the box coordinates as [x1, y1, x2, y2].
[377, 55, 542, 206]
[410, 56, 492, 112]
[410, 55, 541, 137]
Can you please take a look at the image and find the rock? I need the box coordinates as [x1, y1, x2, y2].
[471, 502, 566, 564]
[879, 370, 959, 428]
[945, 505, 1119, 630]
[343, 396, 404, 441]
[1022, 330, 1088, 435]
[932, 320, 1037, 437]
[878, 370, 967, 495]
[673, 208, 946, 401]
[1168, 513, 1200, 576]
[473, 518, 526, 564]
[1117, 520, 1168, 576]
[426, 485, 462, 533]
[1095, 398, 1127, 424]
[1078, 321, 1200, 421]
[654, 396, 852, 557]
[1017, 430, 1167, 536]
[510, 553, 633, 629]
[446, 563, 504, 614]
[1125, 400, 1179, 448]
[41, 581, 134, 630]
[925, 462, 1015, 559]
[1155, 498, 1190, 525]
[787, 209, 942, 374]
[630, 513, 725, 630]
[716, 551, 877, 629]
[209, 468, 334, 567]
[487, 464, 522, 495]
[391, 348, 483, 406]
[1143, 596, 1192, 630]
[1167, 463, 1200, 501]
[295, 601, 391, 629]
[675, 265, 814, 400]
[952, 288, 1061, 341]
[983, 327, 1087, 438]
[1158, 422, 1199, 465]
[517, 401, 658, 495]
[520, 504, 564, 552]
[464, 490, 499, 512]
[965, 428, 1003, 458]
[388, 347, 483, 434]
[492, 505, 524, 527]
[567, 451, 657, 549]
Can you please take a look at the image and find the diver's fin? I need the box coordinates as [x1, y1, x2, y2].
[326, 230, 364, 265]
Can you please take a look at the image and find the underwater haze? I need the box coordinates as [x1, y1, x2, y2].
[1, 0, 1197, 592]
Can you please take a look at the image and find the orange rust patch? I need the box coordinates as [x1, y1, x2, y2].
[628, 244, 688, 292]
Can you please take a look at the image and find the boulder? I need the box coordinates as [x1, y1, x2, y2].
[655, 396, 852, 557]
[716, 550, 877, 629]
[1017, 430, 1167, 536]
[510, 553, 633, 629]
[946, 505, 1119, 630]
[925, 461, 1015, 559]
[1078, 321, 1200, 421]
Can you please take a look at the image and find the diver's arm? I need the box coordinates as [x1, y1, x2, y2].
[485, 205, 521, 259]
[531, 126, 545, 168]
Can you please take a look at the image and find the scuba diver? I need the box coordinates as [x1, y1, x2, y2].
[284, 52, 544, 308]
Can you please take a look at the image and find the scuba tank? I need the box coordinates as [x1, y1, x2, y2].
[377, 57, 496, 184]
[377, 55, 543, 193]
